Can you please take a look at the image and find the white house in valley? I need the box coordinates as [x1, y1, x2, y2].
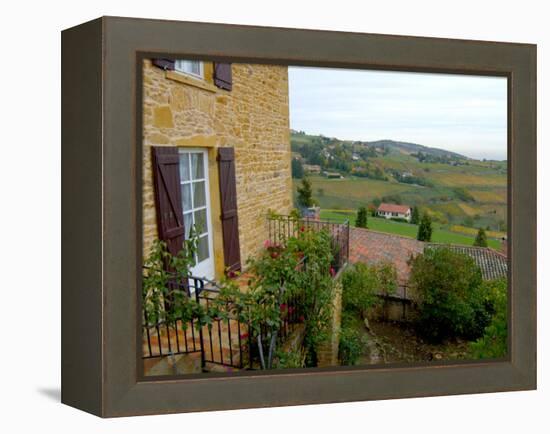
[377, 203, 412, 222]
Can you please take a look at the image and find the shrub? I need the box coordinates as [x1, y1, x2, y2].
[338, 316, 365, 366]
[469, 279, 508, 359]
[355, 206, 368, 228]
[409, 247, 489, 342]
[274, 348, 306, 369]
[474, 228, 488, 247]
[342, 262, 397, 314]
[390, 217, 409, 223]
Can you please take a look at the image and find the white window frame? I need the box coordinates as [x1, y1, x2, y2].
[174, 60, 204, 80]
[178, 148, 215, 281]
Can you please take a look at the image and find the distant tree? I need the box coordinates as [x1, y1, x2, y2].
[417, 213, 433, 242]
[355, 206, 368, 228]
[372, 197, 381, 207]
[297, 177, 314, 208]
[411, 206, 420, 225]
[317, 188, 325, 197]
[474, 228, 488, 247]
[291, 158, 304, 179]
[367, 204, 377, 217]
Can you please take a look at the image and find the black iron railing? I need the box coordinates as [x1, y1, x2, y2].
[142, 272, 305, 371]
[266, 215, 350, 272]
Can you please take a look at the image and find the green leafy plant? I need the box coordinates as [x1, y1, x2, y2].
[338, 311, 367, 366]
[274, 348, 306, 369]
[342, 262, 397, 315]
[408, 247, 491, 342]
[220, 225, 335, 370]
[142, 233, 238, 333]
[469, 278, 507, 359]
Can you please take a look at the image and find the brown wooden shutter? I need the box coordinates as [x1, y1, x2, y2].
[151, 147, 185, 257]
[213, 63, 232, 90]
[218, 147, 241, 273]
[152, 58, 175, 71]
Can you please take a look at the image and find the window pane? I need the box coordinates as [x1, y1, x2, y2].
[197, 235, 209, 262]
[194, 209, 207, 235]
[183, 212, 193, 239]
[190, 61, 201, 75]
[191, 153, 205, 179]
[179, 153, 190, 181]
[182, 183, 192, 211]
[193, 181, 206, 208]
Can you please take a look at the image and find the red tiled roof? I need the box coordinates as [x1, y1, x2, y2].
[348, 227, 508, 284]
[349, 228, 423, 283]
[377, 203, 411, 214]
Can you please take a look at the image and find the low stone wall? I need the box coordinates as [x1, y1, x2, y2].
[368, 297, 418, 323]
[317, 270, 344, 367]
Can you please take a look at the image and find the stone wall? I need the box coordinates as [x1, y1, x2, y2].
[317, 273, 343, 367]
[142, 60, 292, 277]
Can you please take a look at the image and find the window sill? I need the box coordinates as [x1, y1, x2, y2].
[165, 71, 218, 93]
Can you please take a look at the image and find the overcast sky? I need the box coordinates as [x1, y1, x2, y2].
[288, 67, 508, 160]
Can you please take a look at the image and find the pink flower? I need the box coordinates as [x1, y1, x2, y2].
[263, 239, 272, 248]
[287, 306, 295, 314]
[330, 267, 336, 277]
[228, 270, 237, 278]
[280, 303, 287, 312]
[240, 333, 249, 340]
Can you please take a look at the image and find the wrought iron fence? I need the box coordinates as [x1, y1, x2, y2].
[142, 272, 305, 371]
[266, 214, 350, 272]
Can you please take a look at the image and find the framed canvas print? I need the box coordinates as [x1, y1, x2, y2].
[61, 16, 536, 417]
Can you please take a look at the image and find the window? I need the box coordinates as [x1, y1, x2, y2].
[174, 60, 203, 79]
[179, 149, 214, 280]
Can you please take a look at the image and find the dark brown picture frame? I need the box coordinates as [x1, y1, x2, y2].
[61, 16, 536, 417]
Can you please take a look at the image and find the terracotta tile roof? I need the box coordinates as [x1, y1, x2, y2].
[425, 244, 508, 281]
[377, 203, 411, 214]
[349, 228, 508, 283]
[349, 228, 423, 283]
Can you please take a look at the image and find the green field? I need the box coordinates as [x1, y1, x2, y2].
[319, 210, 502, 250]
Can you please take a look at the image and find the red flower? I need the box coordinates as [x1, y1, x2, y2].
[287, 306, 295, 314]
[240, 333, 249, 340]
[330, 267, 336, 277]
[228, 270, 237, 278]
[298, 315, 305, 322]
[299, 226, 305, 232]
[280, 303, 288, 312]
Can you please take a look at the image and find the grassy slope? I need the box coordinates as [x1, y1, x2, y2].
[320, 210, 501, 250]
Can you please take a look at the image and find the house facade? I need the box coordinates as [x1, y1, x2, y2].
[376, 203, 412, 221]
[142, 59, 292, 280]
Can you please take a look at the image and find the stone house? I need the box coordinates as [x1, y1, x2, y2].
[142, 58, 292, 280]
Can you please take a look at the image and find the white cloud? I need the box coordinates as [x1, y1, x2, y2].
[288, 67, 507, 160]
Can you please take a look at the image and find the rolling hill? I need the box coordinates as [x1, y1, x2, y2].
[291, 130, 507, 245]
